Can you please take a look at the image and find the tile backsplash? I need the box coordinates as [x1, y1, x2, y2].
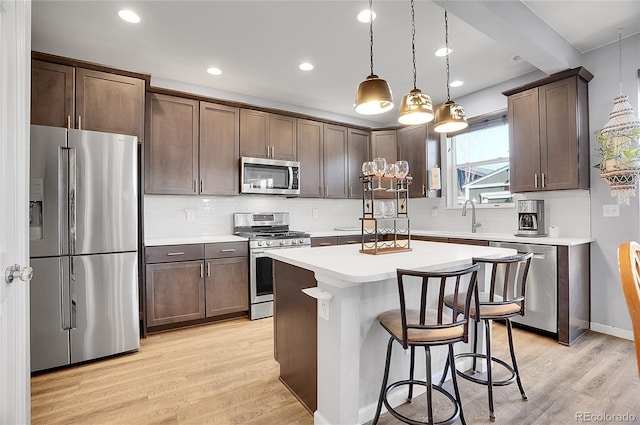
[144, 190, 590, 241]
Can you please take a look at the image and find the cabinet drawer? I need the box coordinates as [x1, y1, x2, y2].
[412, 236, 449, 243]
[205, 241, 248, 259]
[337, 235, 366, 245]
[145, 244, 204, 263]
[311, 236, 338, 247]
[447, 238, 489, 246]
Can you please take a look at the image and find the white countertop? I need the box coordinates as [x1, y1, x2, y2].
[309, 229, 593, 246]
[266, 240, 516, 284]
[144, 235, 247, 246]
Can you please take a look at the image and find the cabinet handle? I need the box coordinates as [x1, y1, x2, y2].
[166, 252, 184, 256]
[422, 185, 426, 196]
[349, 186, 353, 197]
[541, 173, 546, 188]
[271, 146, 275, 158]
[67, 115, 71, 129]
[346, 240, 358, 244]
[193, 180, 197, 191]
[77, 115, 82, 130]
[200, 263, 204, 278]
[319, 242, 332, 246]
[207, 262, 211, 277]
[200, 180, 203, 193]
[220, 249, 236, 252]
[266, 145, 270, 158]
[534, 173, 538, 188]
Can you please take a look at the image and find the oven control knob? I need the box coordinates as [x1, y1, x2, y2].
[267, 241, 273, 247]
[279, 240, 285, 246]
[298, 239, 305, 245]
[257, 240, 265, 247]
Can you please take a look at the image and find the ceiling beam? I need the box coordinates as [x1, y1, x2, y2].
[433, 0, 582, 74]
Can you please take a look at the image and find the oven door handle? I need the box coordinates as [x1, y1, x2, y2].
[252, 251, 265, 255]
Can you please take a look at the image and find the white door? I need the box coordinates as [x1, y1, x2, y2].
[0, 0, 32, 423]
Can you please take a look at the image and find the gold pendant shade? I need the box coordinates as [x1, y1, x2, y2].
[355, 74, 395, 115]
[434, 100, 468, 133]
[398, 88, 434, 125]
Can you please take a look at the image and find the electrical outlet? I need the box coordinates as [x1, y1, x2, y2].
[603, 204, 620, 217]
[319, 299, 330, 320]
[312, 208, 319, 218]
[185, 209, 196, 222]
[431, 207, 438, 217]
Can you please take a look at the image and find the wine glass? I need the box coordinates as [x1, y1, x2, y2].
[385, 163, 398, 192]
[362, 161, 374, 177]
[372, 158, 386, 191]
[395, 160, 409, 191]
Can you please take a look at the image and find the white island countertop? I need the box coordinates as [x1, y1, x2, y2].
[267, 240, 515, 285]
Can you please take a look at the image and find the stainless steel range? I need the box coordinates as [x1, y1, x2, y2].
[234, 212, 311, 320]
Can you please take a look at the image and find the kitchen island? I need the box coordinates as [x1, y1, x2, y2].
[268, 240, 516, 425]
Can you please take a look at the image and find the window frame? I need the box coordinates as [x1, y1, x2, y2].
[445, 109, 514, 209]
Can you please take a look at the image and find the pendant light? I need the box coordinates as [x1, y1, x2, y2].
[398, 0, 434, 125]
[434, 10, 468, 133]
[355, 0, 394, 115]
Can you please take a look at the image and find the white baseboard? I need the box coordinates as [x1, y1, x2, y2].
[590, 322, 634, 341]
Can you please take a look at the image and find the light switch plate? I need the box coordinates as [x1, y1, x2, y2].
[603, 204, 620, 217]
[319, 299, 330, 320]
[185, 209, 196, 222]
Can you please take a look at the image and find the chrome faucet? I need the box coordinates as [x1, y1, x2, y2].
[462, 200, 482, 233]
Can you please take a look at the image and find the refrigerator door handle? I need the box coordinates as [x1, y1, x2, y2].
[70, 257, 77, 330]
[60, 257, 71, 330]
[68, 147, 77, 255]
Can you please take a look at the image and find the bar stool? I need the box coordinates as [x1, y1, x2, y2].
[440, 252, 533, 422]
[372, 264, 480, 425]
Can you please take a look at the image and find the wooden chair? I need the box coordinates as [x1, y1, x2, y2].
[371, 263, 479, 425]
[617, 242, 640, 376]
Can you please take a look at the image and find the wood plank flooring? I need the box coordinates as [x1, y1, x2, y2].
[31, 318, 640, 425]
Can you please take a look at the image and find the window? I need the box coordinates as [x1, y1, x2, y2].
[446, 110, 514, 207]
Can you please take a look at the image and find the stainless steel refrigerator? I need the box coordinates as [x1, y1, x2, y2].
[29, 125, 139, 372]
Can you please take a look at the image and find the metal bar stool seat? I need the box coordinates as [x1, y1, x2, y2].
[440, 252, 533, 422]
[372, 264, 480, 425]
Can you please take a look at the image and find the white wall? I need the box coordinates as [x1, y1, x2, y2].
[584, 33, 640, 337]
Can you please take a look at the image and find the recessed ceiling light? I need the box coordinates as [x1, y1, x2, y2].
[357, 9, 376, 23]
[299, 62, 314, 71]
[449, 80, 464, 88]
[206, 67, 222, 76]
[118, 10, 141, 24]
[434, 47, 453, 57]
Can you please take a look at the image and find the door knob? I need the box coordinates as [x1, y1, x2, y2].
[5, 264, 33, 284]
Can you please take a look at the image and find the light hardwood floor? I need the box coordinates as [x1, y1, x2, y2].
[31, 318, 639, 425]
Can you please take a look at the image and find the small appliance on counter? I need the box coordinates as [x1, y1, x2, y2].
[516, 199, 546, 237]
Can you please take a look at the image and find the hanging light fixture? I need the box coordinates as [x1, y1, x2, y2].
[398, 0, 434, 125]
[597, 28, 640, 206]
[434, 10, 468, 133]
[355, 0, 394, 115]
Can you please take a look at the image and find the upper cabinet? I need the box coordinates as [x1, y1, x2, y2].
[144, 93, 240, 196]
[323, 124, 349, 199]
[504, 67, 592, 193]
[347, 128, 370, 199]
[240, 109, 297, 161]
[397, 124, 441, 198]
[31, 59, 145, 142]
[297, 119, 324, 198]
[371, 130, 398, 164]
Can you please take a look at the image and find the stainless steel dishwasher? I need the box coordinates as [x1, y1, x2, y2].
[489, 241, 557, 334]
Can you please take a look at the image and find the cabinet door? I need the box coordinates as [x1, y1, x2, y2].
[146, 261, 205, 327]
[75, 68, 145, 141]
[200, 102, 240, 195]
[371, 130, 398, 163]
[539, 78, 579, 190]
[398, 124, 427, 198]
[311, 236, 338, 247]
[508, 88, 541, 192]
[31, 60, 74, 128]
[298, 119, 324, 197]
[347, 128, 370, 199]
[323, 124, 348, 199]
[144, 93, 199, 194]
[240, 109, 269, 158]
[205, 257, 249, 317]
[269, 114, 297, 161]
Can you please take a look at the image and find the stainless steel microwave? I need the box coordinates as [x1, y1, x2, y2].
[240, 157, 300, 195]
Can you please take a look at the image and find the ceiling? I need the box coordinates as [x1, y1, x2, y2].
[31, 1, 640, 126]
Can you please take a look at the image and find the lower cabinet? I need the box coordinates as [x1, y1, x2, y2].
[145, 242, 249, 331]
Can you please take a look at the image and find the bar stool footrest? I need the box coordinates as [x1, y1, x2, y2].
[453, 353, 517, 386]
[383, 379, 460, 425]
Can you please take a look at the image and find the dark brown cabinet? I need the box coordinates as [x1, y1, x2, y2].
[297, 119, 324, 197]
[323, 124, 349, 198]
[397, 123, 441, 198]
[31, 59, 145, 142]
[145, 94, 240, 195]
[311, 236, 338, 247]
[504, 67, 592, 193]
[145, 93, 199, 194]
[347, 128, 370, 199]
[240, 109, 297, 161]
[144, 242, 249, 332]
[371, 130, 398, 163]
[200, 102, 240, 195]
